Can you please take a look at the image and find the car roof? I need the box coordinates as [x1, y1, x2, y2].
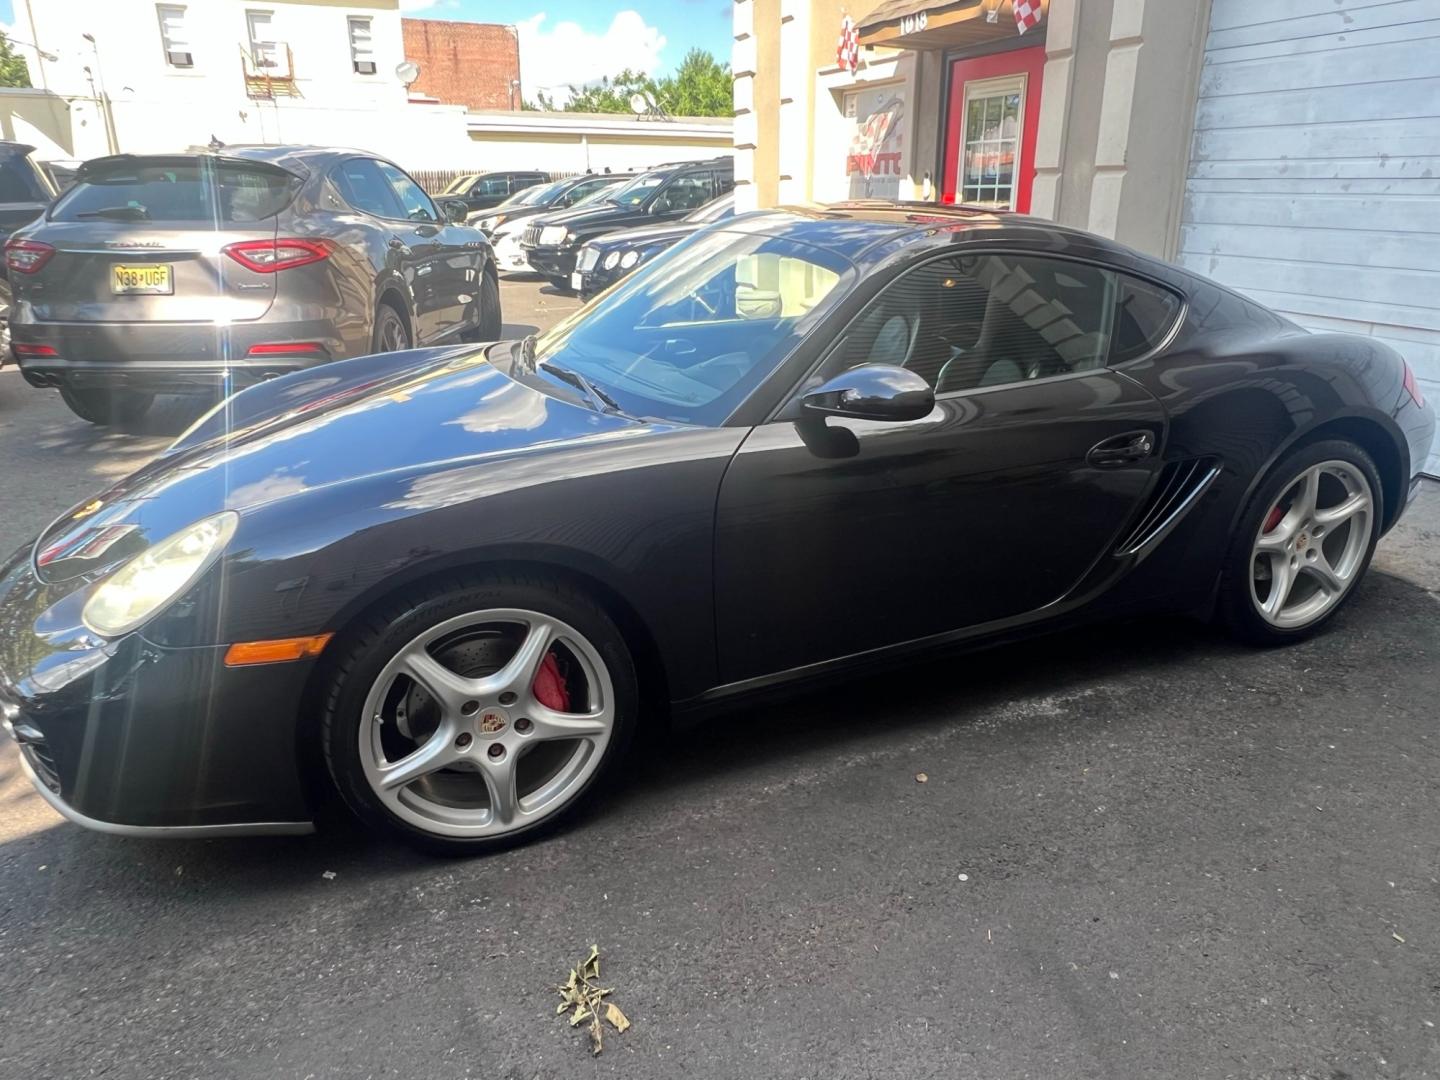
[724, 201, 1167, 275]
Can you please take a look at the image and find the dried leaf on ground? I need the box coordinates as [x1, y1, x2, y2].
[552, 946, 631, 1056]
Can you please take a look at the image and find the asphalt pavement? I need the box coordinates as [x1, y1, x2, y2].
[2, 277, 1440, 1079]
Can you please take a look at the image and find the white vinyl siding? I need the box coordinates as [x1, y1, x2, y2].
[1178, 0, 1440, 475]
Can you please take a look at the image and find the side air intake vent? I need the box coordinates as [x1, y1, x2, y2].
[1115, 457, 1220, 557]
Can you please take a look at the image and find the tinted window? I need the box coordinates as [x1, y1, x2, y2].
[51, 159, 300, 223]
[0, 155, 51, 203]
[529, 230, 850, 425]
[684, 194, 734, 224]
[608, 171, 667, 206]
[477, 177, 510, 196]
[564, 177, 614, 205]
[715, 170, 735, 195]
[377, 162, 438, 222]
[827, 254, 1117, 393]
[655, 173, 715, 213]
[332, 159, 404, 218]
[1110, 274, 1182, 362]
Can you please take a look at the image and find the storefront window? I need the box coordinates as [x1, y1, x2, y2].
[959, 76, 1024, 209]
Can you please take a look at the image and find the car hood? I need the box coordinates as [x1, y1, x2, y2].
[594, 220, 703, 251]
[538, 201, 655, 235]
[32, 345, 657, 584]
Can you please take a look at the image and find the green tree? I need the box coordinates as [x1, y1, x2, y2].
[654, 49, 732, 118]
[0, 33, 32, 89]
[534, 49, 733, 118]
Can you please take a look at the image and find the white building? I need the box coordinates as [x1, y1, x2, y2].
[5, 0, 732, 175]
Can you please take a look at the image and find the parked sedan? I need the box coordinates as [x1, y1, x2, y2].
[6, 146, 501, 426]
[573, 192, 734, 297]
[0, 203, 1432, 854]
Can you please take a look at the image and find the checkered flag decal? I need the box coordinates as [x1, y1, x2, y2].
[1014, 0, 1043, 34]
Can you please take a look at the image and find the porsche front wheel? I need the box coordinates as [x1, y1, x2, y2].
[1219, 438, 1382, 646]
[321, 574, 638, 854]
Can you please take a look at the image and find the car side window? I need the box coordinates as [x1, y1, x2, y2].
[332, 159, 405, 219]
[377, 162, 439, 223]
[824, 253, 1119, 394]
[1110, 274, 1183, 363]
[715, 170, 735, 195]
[656, 174, 715, 213]
[478, 177, 510, 196]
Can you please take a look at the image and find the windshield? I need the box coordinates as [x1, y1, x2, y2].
[440, 174, 477, 195]
[606, 171, 667, 207]
[525, 229, 851, 426]
[499, 180, 562, 208]
[572, 179, 625, 207]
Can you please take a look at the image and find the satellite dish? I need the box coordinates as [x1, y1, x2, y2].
[628, 92, 648, 115]
[396, 60, 420, 85]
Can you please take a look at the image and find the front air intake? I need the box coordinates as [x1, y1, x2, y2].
[1114, 457, 1221, 557]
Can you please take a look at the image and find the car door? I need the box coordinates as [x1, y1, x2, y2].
[375, 160, 467, 341]
[712, 250, 1175, 685]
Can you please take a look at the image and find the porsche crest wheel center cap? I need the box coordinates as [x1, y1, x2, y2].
[478, 707, 508, 736]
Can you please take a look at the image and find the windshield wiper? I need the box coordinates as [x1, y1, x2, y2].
[539, 360, 622, 415]
[75, 206, 150, 221]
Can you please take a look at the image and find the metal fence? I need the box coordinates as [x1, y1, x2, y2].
[414, 168, 585, 195]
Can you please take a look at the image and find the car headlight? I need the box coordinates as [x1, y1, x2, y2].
[620, 250, 641, 269]
[539, 225, 569, 246]
[603, 250, 620, 269]
[82, 512, 239, 637]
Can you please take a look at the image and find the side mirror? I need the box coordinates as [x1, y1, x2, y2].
[440, 198, 469, 224]
[801, 364, 934, 423]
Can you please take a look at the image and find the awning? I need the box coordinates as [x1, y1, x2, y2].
[857, 0, 1046, 51]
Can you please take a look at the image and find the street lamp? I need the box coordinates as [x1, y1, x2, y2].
[4, 37, 59, 62]
[81, 32, 119, 155]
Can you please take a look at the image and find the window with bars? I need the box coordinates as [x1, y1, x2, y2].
[156, 4, 193, 68]
[348, 16, 375, 75]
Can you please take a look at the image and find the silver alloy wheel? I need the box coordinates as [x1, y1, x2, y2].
[358, 608, 614, 838]
[1250, 459, 1373, 629]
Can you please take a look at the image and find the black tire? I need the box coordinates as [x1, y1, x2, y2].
[460, 267, 502, 343]
[1217, 437, 1383, 647]
[371, 301, 411, 354]
[59, 386, 153, 428]
[320, 572, 640, 855]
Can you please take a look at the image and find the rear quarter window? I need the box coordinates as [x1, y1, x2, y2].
[50, 160, 300, 223]
[1109, 275, 1183, 363]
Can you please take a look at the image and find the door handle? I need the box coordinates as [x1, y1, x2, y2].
[1088, 430, 1155, 468]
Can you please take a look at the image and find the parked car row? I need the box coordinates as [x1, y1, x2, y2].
[516, 156, 736, 292]
[3, 144, 504, 425]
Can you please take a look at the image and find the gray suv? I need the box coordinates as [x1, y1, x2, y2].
[6, 146, 501, 425]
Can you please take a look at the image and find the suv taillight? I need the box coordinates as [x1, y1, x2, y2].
[223, 238, 332, 273]
[5, 238, 55, 274]
[1403, 360, 1425, 409]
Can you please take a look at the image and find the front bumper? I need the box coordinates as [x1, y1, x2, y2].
[492, 230, 532, 274]
[11, 316, 346, 393]
[522, 244, 579, 282]
[0, 548, 315, 836]
[575, 262, 634, 299]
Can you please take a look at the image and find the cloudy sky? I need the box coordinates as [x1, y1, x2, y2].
[2, 1, 732, 103]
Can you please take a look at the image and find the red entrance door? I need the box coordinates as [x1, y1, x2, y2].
[941, 46, 1046, 211]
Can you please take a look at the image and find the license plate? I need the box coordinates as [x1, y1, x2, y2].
[570, 271, 584, 292]
[111, 264, 173, 295]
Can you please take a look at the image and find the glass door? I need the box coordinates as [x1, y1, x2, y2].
[958, 75, 1026, 209]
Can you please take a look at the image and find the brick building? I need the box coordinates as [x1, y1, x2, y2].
[402, 18, 521, 111]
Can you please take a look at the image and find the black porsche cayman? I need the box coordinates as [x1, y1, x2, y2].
[1, 203, 1433, 853]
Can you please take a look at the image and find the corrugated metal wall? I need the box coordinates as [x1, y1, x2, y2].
[1177, 0, 1440, 474]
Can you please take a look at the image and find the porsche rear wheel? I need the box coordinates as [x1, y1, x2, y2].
[321, 573, 638, 854]
[1219, 439, 1382, 646]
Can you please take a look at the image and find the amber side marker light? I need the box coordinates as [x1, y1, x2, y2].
[224, 633, 333, 667]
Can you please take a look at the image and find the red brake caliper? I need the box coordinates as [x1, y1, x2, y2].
[533, 651, 570, 711]
[1262, 505, 1285, 533]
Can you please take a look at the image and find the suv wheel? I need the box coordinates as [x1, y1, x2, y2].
[59, 386, 153, 428]
[460, 269, 502, 343]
